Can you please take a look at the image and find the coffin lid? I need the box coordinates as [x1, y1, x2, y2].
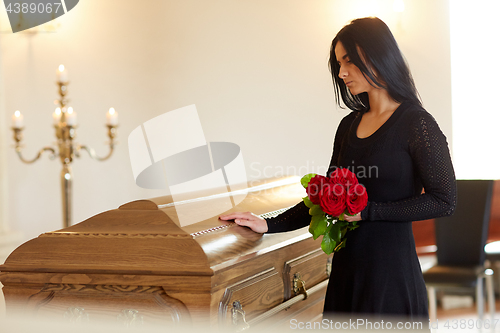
[0, 177, 310, 276]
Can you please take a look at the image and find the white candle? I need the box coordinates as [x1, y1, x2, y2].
[12, 110, 24, 128]
[106, 107, 118, 126]
[56, 64, 68, 82]
[53, 107, 62, 125]
[65, 107, 77, 126]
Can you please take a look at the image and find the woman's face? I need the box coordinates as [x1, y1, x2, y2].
[335, 41, 374, 96]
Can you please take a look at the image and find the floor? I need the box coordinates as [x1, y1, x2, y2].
[419, 255, 500, 332]
[431, 300, 500, 333]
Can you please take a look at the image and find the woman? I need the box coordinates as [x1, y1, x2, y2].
[220, 17, 456, 323]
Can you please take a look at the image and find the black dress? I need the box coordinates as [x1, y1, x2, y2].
[265, 102, 456, 321]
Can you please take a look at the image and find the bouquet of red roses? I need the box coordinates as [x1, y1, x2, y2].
[301, 168, 368, 254]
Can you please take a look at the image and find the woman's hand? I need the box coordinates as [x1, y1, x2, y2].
[219, 212, 268, 233]
[344, 212, 362, 223]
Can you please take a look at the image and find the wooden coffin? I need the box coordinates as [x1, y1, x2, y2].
[0, 177, 332, 330]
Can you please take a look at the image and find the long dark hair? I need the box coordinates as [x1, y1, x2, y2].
[329, 17, 421, 112]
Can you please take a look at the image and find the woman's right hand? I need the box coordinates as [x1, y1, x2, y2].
[219, 212, 268, 233]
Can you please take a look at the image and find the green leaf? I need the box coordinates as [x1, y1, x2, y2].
[309, 205, 323, 216]
[329, 223, 341, 243]
[303, 196, 314, 208]
[340, 226, 347, 238]
[309, 214, 328, 240]
[300, 173, 317, 189]
[336, 220, 348, 228]
[321, 232, 337, 255]
[338, 212, 345, 221]
[348, 224, 360, 231]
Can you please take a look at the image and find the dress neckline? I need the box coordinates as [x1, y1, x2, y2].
[350, 102, 408, 145]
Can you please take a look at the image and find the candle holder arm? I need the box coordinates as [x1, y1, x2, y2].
[74, 125, 117, 161]
[15, 146, 58, 164]
[75, 144, 115, 161]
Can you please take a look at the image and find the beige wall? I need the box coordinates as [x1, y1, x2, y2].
[0, 0, 452, 248]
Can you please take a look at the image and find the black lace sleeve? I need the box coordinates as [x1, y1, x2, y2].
[265, 201, 310, 233]
[361, 110, 457, 222]
[265, 113, 355, 234]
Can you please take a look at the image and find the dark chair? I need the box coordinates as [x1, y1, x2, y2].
[485, 241, 500, 294]
[422, 180, 495, 322]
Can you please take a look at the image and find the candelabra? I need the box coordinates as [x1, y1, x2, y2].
[11, 66, 118, 228]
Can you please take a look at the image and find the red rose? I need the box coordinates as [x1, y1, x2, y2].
[319, 182, 346, 217]
[346, 184, 368, 215]
[330, 168, 358, 189]
[306, 175, 328, 205]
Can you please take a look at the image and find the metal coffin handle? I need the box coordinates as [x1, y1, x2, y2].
[231, 301, 250, 331]
[293, 273, 307, 299]
[231, 279, 329, 329]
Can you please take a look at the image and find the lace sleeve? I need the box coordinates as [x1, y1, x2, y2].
[361, 110, 457, 222]
[265, 201, 310, 233]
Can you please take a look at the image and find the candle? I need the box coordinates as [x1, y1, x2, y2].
[56, 64, 68, 82]
[12, 110, 24, 128]
[65, 107, 77, 126]
[106, 107, 118, 126]
[53, 107, 62, 125]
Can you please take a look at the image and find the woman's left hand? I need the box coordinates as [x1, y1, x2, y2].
[344, 212, 362, 222]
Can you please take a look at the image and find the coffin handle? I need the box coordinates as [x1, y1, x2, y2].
[248, 279, 329, 327]
[230, 278, 329, 329]
[293, 273, 307, 299]
[231, 300, 250, 331]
